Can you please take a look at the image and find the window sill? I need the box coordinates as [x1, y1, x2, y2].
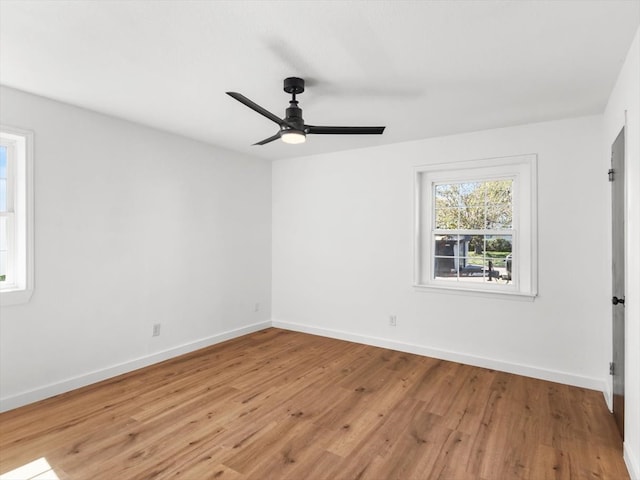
[0, 288, 34, 306]
[413, 284, 537, 302]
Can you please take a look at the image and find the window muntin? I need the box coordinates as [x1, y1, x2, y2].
[415, 155, 537, 299]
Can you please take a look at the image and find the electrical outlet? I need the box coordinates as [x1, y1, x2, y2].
[254, 303, 260, 312]
[389, 315, 397, 327]
[152, 323, 161, 337]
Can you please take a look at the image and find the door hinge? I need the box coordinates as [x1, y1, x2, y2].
[608, 168, 615, 182]
[609, 362, 615, 375]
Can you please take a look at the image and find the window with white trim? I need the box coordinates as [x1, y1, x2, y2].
[0, 126, 34, 306]
[415, 154, 537, 299]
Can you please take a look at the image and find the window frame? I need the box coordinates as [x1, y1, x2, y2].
[0, 126, 34, 306]
[414, 154, 537, 300]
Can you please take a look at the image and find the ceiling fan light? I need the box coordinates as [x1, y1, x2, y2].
[281, 130, 306, 144]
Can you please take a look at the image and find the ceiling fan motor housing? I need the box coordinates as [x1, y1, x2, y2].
[284, 104, 305, 131]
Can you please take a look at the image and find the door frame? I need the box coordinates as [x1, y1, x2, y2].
[610, 126, 626, 438]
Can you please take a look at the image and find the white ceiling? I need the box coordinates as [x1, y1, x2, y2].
[1, 0, 638, 160]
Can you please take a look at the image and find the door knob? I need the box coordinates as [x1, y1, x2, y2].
[612, 296, 625, 305]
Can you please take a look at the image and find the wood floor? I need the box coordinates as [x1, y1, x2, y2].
[0, 328, 627, 479]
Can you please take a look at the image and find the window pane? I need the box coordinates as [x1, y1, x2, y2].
[468, 235, 484, 255]
[460, 182, 484, 206]
[459, 258, 485, 277]
[0, 217, 6, 251]
[433, 235, 462, 279]
[485, 235, 512, 255]
[0, 251, 6, 278]
[0, 217, 6, 278]
[434, 257, 457, 278]
[0, 146, 6, 178]
[485, 235, 513, 282]
[0, 179, 6, 212]
[486, 205, 512, 229]
[485, 179, 512, 204]
[434, 235, 459, 257]
[435, 208, 459, 229]
[435, 183, 459, 208]
[485, 181, 511, 227]
[460, 207, 485, 229]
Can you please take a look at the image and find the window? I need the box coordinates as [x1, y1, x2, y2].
[0, 126, 34, 306]
[415, 154, 537, 299]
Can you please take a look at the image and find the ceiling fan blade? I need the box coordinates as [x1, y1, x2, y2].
[253, 133, 281, 146]
[226, 92, 285, 126]
[306, 125, 385, 135]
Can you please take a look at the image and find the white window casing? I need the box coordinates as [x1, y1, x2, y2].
[414, 154, 537, 300]
[0, 126, 34, 306]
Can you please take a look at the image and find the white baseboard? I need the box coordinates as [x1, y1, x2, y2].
[0, 321, 270, 413]
[626, 443, 640, 480]
[271, 319, 606, 392]
[1, 319, 609, 414]
[603, 378, 613, 412]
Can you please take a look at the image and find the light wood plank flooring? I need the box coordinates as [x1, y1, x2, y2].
[0, 328, 627, 479]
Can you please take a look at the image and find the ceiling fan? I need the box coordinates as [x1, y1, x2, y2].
[226, 77, 385, 145]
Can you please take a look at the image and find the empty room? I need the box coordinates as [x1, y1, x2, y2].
[0, 1, 639, 479]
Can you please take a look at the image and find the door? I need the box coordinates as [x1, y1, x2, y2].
[611, 127, 625, 437]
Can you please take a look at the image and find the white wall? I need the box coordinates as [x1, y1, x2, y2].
[604, 27, 640, 480]
[0, 86, 272, 411]
[273, 115, 608, 391]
